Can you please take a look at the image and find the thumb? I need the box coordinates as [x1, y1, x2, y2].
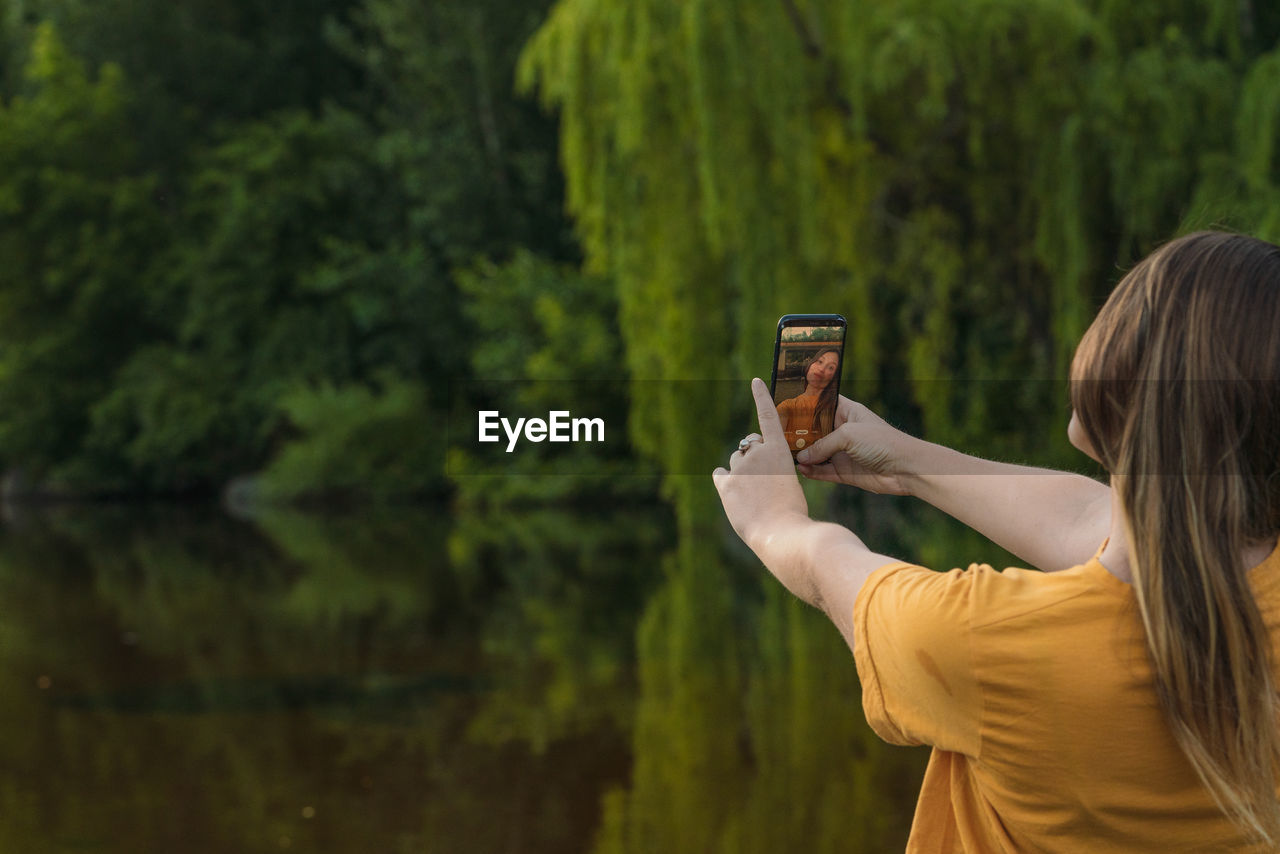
[795, 425, 848, 465]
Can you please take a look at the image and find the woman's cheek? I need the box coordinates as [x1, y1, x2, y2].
[1067, 411, 1101, 463]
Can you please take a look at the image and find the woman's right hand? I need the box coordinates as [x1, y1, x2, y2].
[795, 397, 917, 496]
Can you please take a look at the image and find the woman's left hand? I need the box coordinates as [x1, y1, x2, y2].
[713, 378, 809, 548]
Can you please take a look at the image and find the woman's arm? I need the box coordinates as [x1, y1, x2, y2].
[899, 442, 1110, 572]
[714, 381, 903, 651]
[797, 398, 1111, 572]
[743, 512, 901, 653]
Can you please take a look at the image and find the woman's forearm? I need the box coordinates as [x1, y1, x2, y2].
[746, 511, 825, 605]
[746, 513, 901, 652]
[899, 440, 1111, 572]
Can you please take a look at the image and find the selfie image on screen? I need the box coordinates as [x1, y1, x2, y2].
[773, 325, 843, 451]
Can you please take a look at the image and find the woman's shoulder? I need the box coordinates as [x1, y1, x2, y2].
[959, 559, 1124, 631]
[864, 559, 1120, 630]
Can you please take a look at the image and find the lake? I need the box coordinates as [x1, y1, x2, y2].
[1, 499, 929, 852]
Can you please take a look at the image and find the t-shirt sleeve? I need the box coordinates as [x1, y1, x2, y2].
[853, 562, 983, 756]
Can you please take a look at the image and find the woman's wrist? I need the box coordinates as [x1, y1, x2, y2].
[891, 434, 942, 498]
[743, 509, 813, 556]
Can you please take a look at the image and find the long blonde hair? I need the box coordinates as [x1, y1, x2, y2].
[1070, 231, 1280, 842]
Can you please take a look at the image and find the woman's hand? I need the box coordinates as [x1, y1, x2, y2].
[713, 378, 808, 549]
[785, 395, 1114, 573]
[794, 397, 917, 496]
[714, 381, 904, 641]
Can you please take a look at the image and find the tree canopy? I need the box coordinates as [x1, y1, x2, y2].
[2, 0, 1280, 509]
[0, 0, 580, 499]
[520, 0, 1280, 527]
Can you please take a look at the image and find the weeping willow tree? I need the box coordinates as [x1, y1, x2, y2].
[519, 7, 1280, 849]
[519, 0, 1280, 520]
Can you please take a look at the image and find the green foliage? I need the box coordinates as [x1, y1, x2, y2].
[521, 0, 1280, 531]
[79, 105, 446, 492]
[0, 0, 581, 499]
[9, 0, 367, 175]
[0, 23, 168, 484]
[449, 249, 657, 506]
[459, 250, 621, 390]
[334, 0, 576, 263]
[80, 347, 249, 491]
[255, 375, 444, 503]
[11, 0, 1280, 514]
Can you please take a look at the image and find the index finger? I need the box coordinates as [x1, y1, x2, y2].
[751, 378, 786, 446]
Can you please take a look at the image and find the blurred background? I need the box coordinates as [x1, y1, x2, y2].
[3, 0, 1280, 850]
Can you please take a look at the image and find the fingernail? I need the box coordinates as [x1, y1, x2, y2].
[796, 449, 810, 463]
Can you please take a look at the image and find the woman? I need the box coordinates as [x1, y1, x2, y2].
[776, 347, 840, 450]
[714, 231, 1280, 851]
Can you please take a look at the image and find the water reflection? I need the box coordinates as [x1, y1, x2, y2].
[595, 526, 927, 854]
[0, 500, 925, 852]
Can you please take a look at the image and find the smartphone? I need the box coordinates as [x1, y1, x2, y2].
[769, 314, 847, 454]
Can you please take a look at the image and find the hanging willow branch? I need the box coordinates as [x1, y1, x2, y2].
[779, 0, 853, 117]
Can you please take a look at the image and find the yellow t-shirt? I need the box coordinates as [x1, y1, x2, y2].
[853, 542, 1280, 853]
[777, 394, 824, 450]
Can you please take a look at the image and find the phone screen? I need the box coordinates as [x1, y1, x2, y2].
[769, 314, 847, 454]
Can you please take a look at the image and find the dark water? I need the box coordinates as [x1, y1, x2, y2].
[1, 501, 927, 853]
